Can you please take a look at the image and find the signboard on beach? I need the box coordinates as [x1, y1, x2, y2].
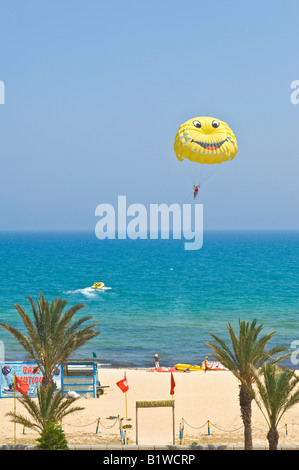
[136, 400, 175, 408]
[136, 400, 175, 445]
[0, 363, 62, 398]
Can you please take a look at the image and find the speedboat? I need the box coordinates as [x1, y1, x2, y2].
[91, 282, 104, 290]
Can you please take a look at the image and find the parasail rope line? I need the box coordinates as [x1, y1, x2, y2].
[180, 189, 194, 205]
[199, 167, 218, 185]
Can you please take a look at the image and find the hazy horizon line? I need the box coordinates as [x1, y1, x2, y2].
[0, 228, 298, 233]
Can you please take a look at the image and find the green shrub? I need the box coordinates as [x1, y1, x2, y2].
[36, 421, 69, 450]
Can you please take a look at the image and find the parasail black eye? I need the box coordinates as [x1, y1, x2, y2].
[193, 120, 201, 128]
[212, 120, 220, 128]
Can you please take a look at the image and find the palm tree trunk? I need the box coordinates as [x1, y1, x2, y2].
[41, 376, 55, 389]
[267, 426, 279, 450]
[239, 384, 253, 450]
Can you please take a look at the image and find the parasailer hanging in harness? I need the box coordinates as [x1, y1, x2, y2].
[193, 185, 200, 199]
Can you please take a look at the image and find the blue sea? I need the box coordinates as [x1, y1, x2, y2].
[0, 231, 298, 369]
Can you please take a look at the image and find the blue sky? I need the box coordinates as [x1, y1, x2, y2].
[0, 0, 298, 230]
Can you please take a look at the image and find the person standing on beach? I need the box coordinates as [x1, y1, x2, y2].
[154, 354, 160, 368]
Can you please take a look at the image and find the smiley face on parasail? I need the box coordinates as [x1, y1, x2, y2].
[174, 116, 238, 165]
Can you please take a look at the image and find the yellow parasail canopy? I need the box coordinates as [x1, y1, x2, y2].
[174, 116, 238, 165]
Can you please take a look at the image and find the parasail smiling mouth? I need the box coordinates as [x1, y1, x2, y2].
[191, 138, 228, 151]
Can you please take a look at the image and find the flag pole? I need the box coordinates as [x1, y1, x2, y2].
[125, 371, 127, 418]
[14, 373, 16, 445]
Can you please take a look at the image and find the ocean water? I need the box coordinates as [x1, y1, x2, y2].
[0, 231, 298, 369]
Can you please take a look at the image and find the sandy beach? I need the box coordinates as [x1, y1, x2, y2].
[0, 367, 298, 448]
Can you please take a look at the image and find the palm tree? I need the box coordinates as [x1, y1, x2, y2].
[251, 364, 299, 450]
[0, 292, 100, 387]
[205, 319, 289, 450]
[7, 384, 84, 448]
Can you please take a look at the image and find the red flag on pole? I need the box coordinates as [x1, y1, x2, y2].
[116, 374, 129, 393]
[15, 376, 29, 395]
[170, 372, 176, 396]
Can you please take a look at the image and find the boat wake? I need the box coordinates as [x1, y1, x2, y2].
[65, 286, 111, 297]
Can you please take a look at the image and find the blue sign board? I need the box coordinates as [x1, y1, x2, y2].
[0, 362, 62, 398]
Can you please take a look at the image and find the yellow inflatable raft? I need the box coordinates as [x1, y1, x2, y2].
[174, 364, 204, 372]
[91, 282, 104, 290]
[174, 361, 228, 372]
